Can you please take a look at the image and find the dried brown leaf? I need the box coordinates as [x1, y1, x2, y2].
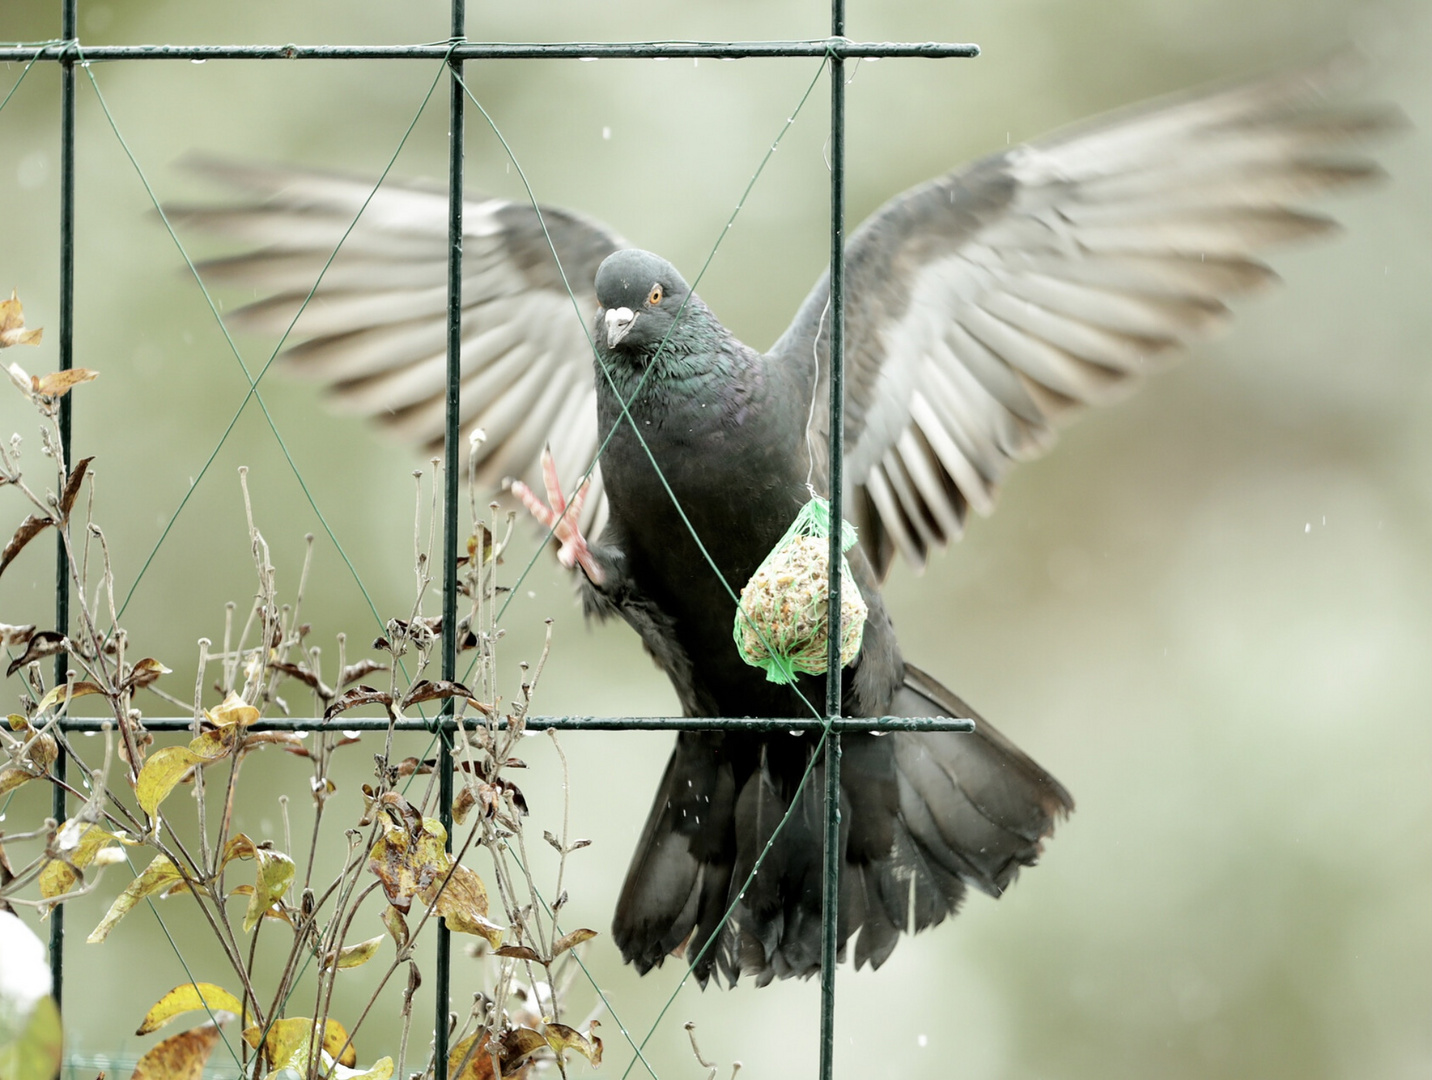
[33, 368, 97, 397]
[451, 786, 477, 826]
[269, 659, 319, 689]
[0, 291, 43, 348]
[0, 622, 36, 647]
[497, 1028, 548, 1073]
[401, 678, 473, 709]
[239, 731, 307, 751]
[551, 927, 598, 959]
[120, 656, 171, 694]
[58, 456, 93, 520]
[447, 1032, 494, 1080]
[0, 514, 53, 578]
[375, 792, 424, 834]
[493, 945, 541, 962]
[336, 658, 385, 688]
[324, 686, 393, 721]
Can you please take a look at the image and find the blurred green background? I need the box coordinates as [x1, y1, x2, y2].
[1, 1, 1429, 1078]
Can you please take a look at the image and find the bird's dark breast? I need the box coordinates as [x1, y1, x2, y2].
[599, 376, 882, 719]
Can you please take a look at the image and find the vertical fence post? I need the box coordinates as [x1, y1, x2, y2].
[819, 7, 847, 1080]
[49, 0, 79, 1010]
[435, 3, 466, 1078]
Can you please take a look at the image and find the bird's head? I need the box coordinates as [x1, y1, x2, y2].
[593, 249, 692, 353]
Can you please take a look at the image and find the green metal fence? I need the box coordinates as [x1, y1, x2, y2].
[2, 4, 980, 1077]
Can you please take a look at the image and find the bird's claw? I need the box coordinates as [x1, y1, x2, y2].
[511, 447, 606, 586]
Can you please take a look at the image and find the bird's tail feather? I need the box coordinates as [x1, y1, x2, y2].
[611, 663, 1072, 985]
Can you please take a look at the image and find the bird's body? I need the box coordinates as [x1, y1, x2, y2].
[564, 251, 1071, 984]
[588, 285, 880, 721]
[589, 292, 825, 720]
[173, 57, 1392, 986]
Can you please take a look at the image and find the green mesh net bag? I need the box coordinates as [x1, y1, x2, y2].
[733, 496, 869, 685]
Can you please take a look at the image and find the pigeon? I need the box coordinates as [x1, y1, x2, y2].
[172, 59, 1392, 985]
[512, 246, 1074, 984]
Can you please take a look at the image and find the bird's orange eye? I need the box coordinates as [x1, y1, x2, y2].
[647, 284, 663, 306]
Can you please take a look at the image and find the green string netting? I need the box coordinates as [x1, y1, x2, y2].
[733, 496, 868, 685]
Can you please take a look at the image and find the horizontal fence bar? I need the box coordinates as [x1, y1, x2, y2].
[0, 39, 978, 63]
[55, 715, 976, 733]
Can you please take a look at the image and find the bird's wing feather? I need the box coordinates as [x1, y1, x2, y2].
[771, 58, 1395, 576]
[171, 159, 623, 534]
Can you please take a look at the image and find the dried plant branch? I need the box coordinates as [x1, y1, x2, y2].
[1, 370, 596, 1080]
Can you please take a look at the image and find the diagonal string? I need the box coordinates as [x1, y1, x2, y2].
[0, 40, 56, 115]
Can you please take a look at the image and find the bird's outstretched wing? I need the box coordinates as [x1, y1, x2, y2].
[772, 58, 1396, 576]
[171, 159, 623, 533]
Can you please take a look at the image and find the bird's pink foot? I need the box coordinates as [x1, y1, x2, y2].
[510, 446, 605, 586]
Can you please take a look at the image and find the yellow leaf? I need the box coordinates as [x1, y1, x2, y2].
[221, 834, 294, 933]
[136, 745, 205, 817]
[447, 1032, 489, 1080]
[133, 733, 231, 821]
[366, 818, 447, 915]
[135, 982, 244, 1035]
[422, 862, 503, 947]
[219, 834, 257, 867]
[226, 884, 291, 924]
[414, 817, 449, 868]
[333, 1055, 394, 1080]
[322, 1019, 360, 1067]
[130, 1023, 224, 1080]
[244, 1017, 356, 1071]
[187, 726, 242, 761]
[323, 935, 384, 971]
[38, 822, 117, 899]
[87, 854, 184, 943]
[205, 691, 259, 728]
[0, 763, 33, 796]
[545, 1021, 603, 1067]
[36, 680, 103, 713]
[0, 290, 44, 349]
[380, 905, 409, 949]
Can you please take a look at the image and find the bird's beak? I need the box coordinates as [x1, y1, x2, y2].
[604, 306, 636, 348]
